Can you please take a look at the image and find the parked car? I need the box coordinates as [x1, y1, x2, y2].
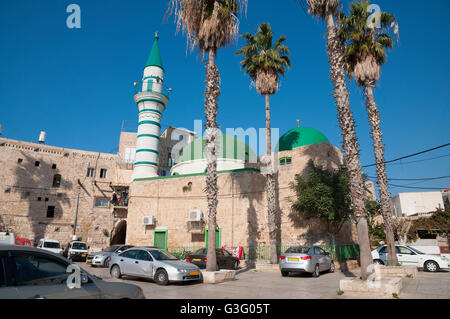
[14, 238, 32, 246]
[109, 247, 201, 285]
[279, 246, 335, 277]
[37, 238, 63, 255]
[371, 245, 450, 272]
[86, 244, 134, 267]
[0, 245, 145, 299]
[186, 248, 240, 270]
[0, 232, 15, 245]
[63, 241, 89, 262]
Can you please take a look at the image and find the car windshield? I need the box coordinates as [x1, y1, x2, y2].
[285, 247, 310, 254]
[407, 246, 425, 255]
[149, 249, 178, 260]
[72, 243, 87, 250]
[103, 246, 119, 252]
[43, 242, 60, 248]
[194, 248, 207, 255]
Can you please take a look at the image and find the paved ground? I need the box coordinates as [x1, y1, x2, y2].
[77, 263, 450, 299]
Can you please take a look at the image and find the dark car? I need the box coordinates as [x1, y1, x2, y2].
[186, 248, 239, 270]
[0, 245, 145, 299]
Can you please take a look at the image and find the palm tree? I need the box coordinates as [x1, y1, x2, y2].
[236, 23, 290, 264]
[338, 0, 399, 266]
[167, 0, 247, 272]
[297, 0, 373, 279]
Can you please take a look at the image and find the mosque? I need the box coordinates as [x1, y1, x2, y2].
[0, 34, 368, 253]
[124, 34, 359, 251]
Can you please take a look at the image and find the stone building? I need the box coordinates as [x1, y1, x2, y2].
[0, 34, 363, 253]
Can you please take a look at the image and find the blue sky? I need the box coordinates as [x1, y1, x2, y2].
[0, 0, 449, 196]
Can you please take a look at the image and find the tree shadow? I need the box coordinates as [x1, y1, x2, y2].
[231, 170, 265, 268]
[13, 152, 73, 245]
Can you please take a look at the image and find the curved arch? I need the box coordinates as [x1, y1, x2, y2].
[110, 220, 127, 245]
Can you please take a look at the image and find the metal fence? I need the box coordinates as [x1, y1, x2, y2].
[166, 244, 360, 261]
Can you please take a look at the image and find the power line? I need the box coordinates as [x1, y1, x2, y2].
[383, 153, 450, 166]
[362, 143, 450, 168]
[389, 184, 447, 190]
[367, 175, 450, 181]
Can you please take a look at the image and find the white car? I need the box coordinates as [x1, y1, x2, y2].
[37, 238, 63, 255]
[371, 245, 450, 272]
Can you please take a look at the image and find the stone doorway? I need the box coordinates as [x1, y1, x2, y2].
[110, 220, 127, 245]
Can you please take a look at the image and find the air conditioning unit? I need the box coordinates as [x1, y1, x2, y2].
[143, 216, 155, 226]
[188, 210, 203, 222]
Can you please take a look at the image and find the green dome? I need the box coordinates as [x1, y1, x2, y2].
[178, 133, 256, 162]
[277, 127, 329, 151]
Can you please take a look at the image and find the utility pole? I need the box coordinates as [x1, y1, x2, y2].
[73, 180, 81, 240]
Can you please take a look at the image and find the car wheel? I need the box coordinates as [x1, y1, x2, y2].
[373, 259, 384, 265]
[104, 257, 111, 268]
[154, 269, 169, 286]
[312, 264, 320, 278]
[424, 260, 440, 272]
[110, 265, 122, 279]
[281, 271, 289, 277]
[328, 261, 335, 273]
[233, 261, 239, 270]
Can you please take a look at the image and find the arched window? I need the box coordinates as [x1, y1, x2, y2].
[52, 174, 61, 188]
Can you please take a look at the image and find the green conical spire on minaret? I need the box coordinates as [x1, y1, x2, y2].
[145, 32, 163, 70]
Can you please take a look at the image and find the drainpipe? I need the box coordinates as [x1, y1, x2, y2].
[231, 174, 234, 247]
[73, 180, 81, 239]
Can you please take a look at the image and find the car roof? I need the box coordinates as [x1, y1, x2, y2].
[0, 245, 68, 259]
[41, 238, 60, 242]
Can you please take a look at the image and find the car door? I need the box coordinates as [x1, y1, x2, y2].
[215, 249, 225, 269]
[0, 252, 20, 298]
[222, 249, 234, 269]
[396, 246, 419, 266]
[378, 246, 388, 264]
[10, 251, 102, 299]
[117, 250, 140, 276]
[318, 248, 331, 271]
[135, 250, 154, 278]
[313, 247, 327, 271]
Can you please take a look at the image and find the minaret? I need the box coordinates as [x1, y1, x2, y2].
[132, 32, 169, 180]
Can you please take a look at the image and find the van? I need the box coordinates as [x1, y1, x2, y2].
[37, 238, 63, 255]
[63, 240, 89, 261]
[0, 232, 15, 245]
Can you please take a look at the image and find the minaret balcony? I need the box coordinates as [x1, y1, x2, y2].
[134, 87, 170, 108]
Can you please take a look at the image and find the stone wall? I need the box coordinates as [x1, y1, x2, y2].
[126, 142, 358, 248]
[0, 137, 122, 249]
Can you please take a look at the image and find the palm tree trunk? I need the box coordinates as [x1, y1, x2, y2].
[363, 82, 398, 266]
[325, 14, 373, 280]
[265, 94, 278, 264]
[205, 49, 220, 272]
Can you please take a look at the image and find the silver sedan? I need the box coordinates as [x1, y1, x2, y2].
[109, 248, 201, 285]
[279, 246, 335, 277]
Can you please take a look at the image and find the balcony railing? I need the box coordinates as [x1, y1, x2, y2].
[134, 80, 171, 99]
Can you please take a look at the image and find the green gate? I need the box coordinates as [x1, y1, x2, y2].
[204, 227, 221, 249]
[153, 229, 167, 250]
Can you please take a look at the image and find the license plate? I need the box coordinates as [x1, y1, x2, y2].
[288, 258, 299, 261]
[193, 259, 201, 261]
[189, 271, 199, 276]
[86, 259, 92, 262]
[81, 254, 86, 257]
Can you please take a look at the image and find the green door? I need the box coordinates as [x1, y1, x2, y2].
[153, 230, 167, 250]
[205, 228, 221, 249]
